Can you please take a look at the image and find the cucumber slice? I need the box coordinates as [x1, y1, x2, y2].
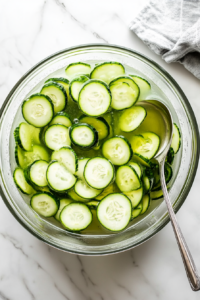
[150, 189, 163, 200]
[128, 162, 142, 178]
[124, 186, 143, 208]
[131, 203, 143, 219]
[95, 182, 120, 200]
[67, 188, 89, 202]
[65, 62, 91, 79]
[131, 132, 160, 160]
[25, 160, 48, 187]
[41, 82, 67, 114]
[84, 157, 114, 189]
[13, 167, 35, 194]
[31, 192, 58, 217]
[86, 200, 99, 209]
[74, 180, 102, 199]
[78, 80, 111, 116]
[97, 193, 132, 232]
[102, 136, 132, 166]
[54, 198, 73, 221]
[166, 147, 175, 165]
[50, 112, 72, 127]
[109, 76, 140, 110]
[143, 176, 151, 194]
[171, 123, 181, 154]
[14, 123, 41, 151]
[91, 62, 125, 84]
[44, 124, 71, 150]
[116, 165, 141, 192]
[119, 106, 147, 132]
[51, 146, 78, 174]
[75, 158, 89, 180]
[140, 194, 150, 214]
[60, 203, 92, 231]
[69, 75, 89, 102]
[129, 75, 151, 100]
[152, 162, 173, 191]
[69, 123, 98, 148]
[22, 94, 54, 128]
[45, 77, 70, 98]
[46, 161, 77, 192]
[79, 116, 110, 140]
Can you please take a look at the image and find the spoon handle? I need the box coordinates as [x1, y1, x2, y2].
[159, 160, 200, 291]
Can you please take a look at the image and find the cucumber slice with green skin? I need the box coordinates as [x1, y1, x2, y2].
[67, 188, 89, 202]
[14, 123, 41, 151]
[86, 200, 99, 209]
[13, 168, 35, 194]
[166, 147, 175, 165]
[46, 161, 77, 192]
[74, 180, 102, 199]
[15, 144, 50, 169]
[65, 62, 92, 79]
[129, 75, 151, 100]
[131, 203, 143, 219]
[22, 94, 54, 128]
[90, 62, 125, 84]
[124, 186, 143, 208]
[69, 123, 98, 148]
[140, 194, 150, 214]
[69, 75, 89, 102]
[54, 198, 73, 221]
[33, 185, 51, 193]
[31, 192, 59, 217]
[44, 124, 71, 150]
[102, 136, 133, 166]
[116, 165, 141, 192]
[143, 176, 151, 194]
[171, 123, 181, 154]
[152, 162, 173, 191]
[75, 158, 89, 180]
[119, 106, 147, 132]
[150, 189, 163, 200]
[45, 77, 70, 99]
[97, 193, 132, 232]
[131, 132, 160, 160]
[24, 160, 48, 187]
[84, 157, 114, 190]
[50, 112, 72, 127]
[51, 146, 78, 174]
[95, 182, 120, 200]
[109, 76, 140, 110]
[41, 82, 67, 114]
[78, 80, 111, 117]
[60, 202, 92, 231]
[133, 154, 156, 168]
[128, 162, 142, 178]
[79, 116, 110, 140]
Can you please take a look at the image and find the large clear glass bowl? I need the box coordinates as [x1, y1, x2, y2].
[0, 44, 199, 255]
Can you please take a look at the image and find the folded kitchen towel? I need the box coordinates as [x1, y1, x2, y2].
[130, 0, 200, 79]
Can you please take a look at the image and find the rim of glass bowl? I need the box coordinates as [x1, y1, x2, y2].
[0, 44, 199, 256]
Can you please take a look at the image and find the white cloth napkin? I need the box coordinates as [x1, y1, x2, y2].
[130, 0, 200, 79]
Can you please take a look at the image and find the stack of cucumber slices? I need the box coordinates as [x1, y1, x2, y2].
[13, 61, 181, 233]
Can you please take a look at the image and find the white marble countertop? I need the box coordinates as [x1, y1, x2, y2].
[1, 1, 200, 299]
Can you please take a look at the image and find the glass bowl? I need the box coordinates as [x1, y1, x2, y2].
[0, 44, 199, 255]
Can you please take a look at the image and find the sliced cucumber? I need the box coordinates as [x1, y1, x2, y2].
[86, 200, 99, 209]
[119, 106, 147, 132]
[78, 80, 111, 117]
[97, 193, 132, 232]
[140, 194, 150, 214]
[68, 188, 89, 202]
[41, 82, 67, 114]
[79, 116, 110, 140]
[95, 182, 120, 200]
[69, 123, 98, 148]
[133, 154, 155, 168]
[54, 198, 73, 221]
[14, 122, 41, 151]
[166, 147, 175, 165]
[131, 203, 143, 219]
[171, 123, 181, 154]
[25, 160, 48, 187]
[115, 165, 141, 192]
[60, 203, 92, 231]
[131, 132, 160, 160]
[90, 62, 125, 84]
[44, 124, 71, 150]
[65, 62, 91, 79]
[152, 162, 173, 191]
[84, 157, 114, 189]
[74, 180, 102, 199]
[150, 189, 163, 200]
[109, 76, 139, 110]
[75, 158, 89, 180]
[45, 77, 70, 98]
[129, 75, 151, 100]
[143, 176, 151, 194]
[50, 112, 72, 127]
[31, 192, 58, 217]
[51, 146, 78, 174]
[46, 161, 77, 192]
[124, 186, 143, 208]
[13, 167, 35, 194]
[22, 94, 54, 127]
[102, 136, 132, 165]
[69, 75, 89, 102]
[128, 162, 142, 178]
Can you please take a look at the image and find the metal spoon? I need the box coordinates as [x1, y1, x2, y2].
[140, 100, 200, 291]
